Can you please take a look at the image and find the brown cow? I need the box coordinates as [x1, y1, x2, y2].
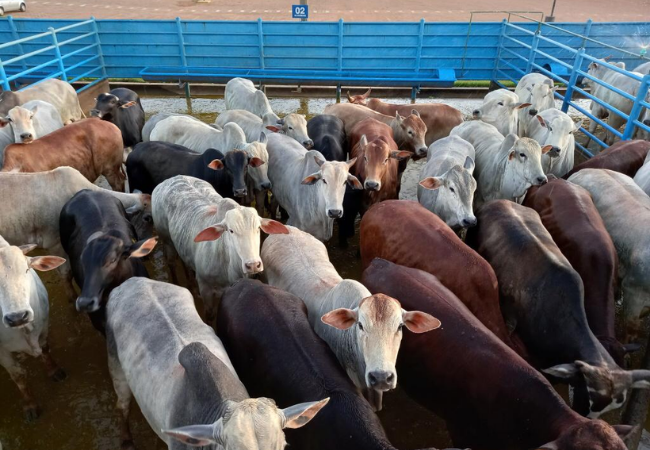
[524, 178, 627, 365]
[359, 199, 524, 356]
[2, 119, 125, 191]
[362, 259, 634, 450]
[565, 139, 650, 178]
[323, 103, 428, 155]
[348, 88, 464, 149]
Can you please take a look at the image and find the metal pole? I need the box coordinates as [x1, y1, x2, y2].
[621, 74, 650, 141]
[561, 47, 585, 113]
[7, 17, 27, 73]
[175, 17, 192, 110]
[49, 27, 68, 82]
[91, 17, 107, 79]
[300, 0, 307, 22]
[546, 0, 557, 22]
[0, 58, 11, 91]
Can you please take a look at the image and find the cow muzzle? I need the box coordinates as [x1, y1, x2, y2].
[462, 216, 478, 228]
[535, 175, 548, 185]
[20, 133, 34, 144]
[548, 146, 562, 158]
[244, 260, 263, 275]
[327, 209, 343, 219]
[364, 180, 381, 191]
[367, 370, 396, 391]
[528, 108, 538, 116]
[89, 109, 103, 118]
[303, 139, 314, 149]
[3, 310, 33, 328]
[234, 188, 248, 198]
[472, 109, 481, 119]
[76, 296, 101, 313]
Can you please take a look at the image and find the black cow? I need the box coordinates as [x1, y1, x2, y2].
[126, 142, 260, 199]
[307, 114, 347, 161]
[59, 189, 157, 333]
[91, 88, 145, 148]
[218, 279, 401, 450]
[362, 259, 633, 450]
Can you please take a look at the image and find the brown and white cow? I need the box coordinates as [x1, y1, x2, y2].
[1, 119, 125, 192]
[347, 88, 463, 147]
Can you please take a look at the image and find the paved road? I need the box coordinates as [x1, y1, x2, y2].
[16, 0, 650, 22]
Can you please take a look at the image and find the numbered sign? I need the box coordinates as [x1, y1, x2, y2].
[292, 4, 308, 19]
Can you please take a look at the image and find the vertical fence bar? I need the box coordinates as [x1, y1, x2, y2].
[175, 17, 191, 106]
[561, 47, 585, 113]
[581, 19, 593, 49]
[49, 27, 68, 82]
[257, 18, 265, 70]
[8, 16, 28, 73]
[526, 32, 540, 75]
[0, 59, 10, 91]
[336, 18, 343, 102]
[91, 17, 107, 79]
[412, 18, 425, 102]
[492, 19, 507, 81]
[621, 74, 650, 140]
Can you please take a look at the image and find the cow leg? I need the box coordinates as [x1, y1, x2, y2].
[605, 114, 626, 146]
[162, 241, 180, 285]
[622, 279, 647, 344]
[50, 242, 76, 301]
[105, 167, 126, 193]
[269, 195, 280, 220]
[254, 189, 267, 217]
[197, 278, 223, 325]
[40, 342, 67, 382]
[108, 349, 136, 450]
[0, 349, 40, 422]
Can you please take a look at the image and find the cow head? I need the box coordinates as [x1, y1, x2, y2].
[0, 241, 65, 328]
[241, 135, 272, 191]
[125, 193, 154, 240]
[266, 114, 313, 149]
[536, 114, 582, 170]
[204, 148, 255, 198]
[544, 361, 650, 419]
[76, 233, 157, 313]
[536, 420, 632, 450]
[0, 90, 20, 116]
[301, 155, 363, 219]
[347, 88, 372, 106]
[0, 104, 39, 144]
[525, 79, 557, 117]
[165, 396, 329, 449]
[501, 134, 549, 200]
[321, 294, 440, 411]
[393, 110, 428, 155]
[419, 156, 477, 230]
[472, 91, 530, 136]
[357, 135, 412, 191]
[90, 93, 137, 120]
[194, 207, 288, 276]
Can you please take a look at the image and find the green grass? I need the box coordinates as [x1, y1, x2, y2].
[454, 80, 516, 87]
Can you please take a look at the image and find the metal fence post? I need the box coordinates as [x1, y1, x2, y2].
[49, 27, 68, 82]
[8, 16, 27, 73]
[621, 74, 650, 140]
[582, 19, 593, 49]
[0, 58, 11, 91]
[492, 19, 507, 82]
[526, 31, 540, 74]
[257, 18, 265, 70]
[175, 17, 191, 108]
[412, 18, 425, 102]
[561, 47, 585, 113]
[336, 18, 343, 102]
[91, 17, 107, 79]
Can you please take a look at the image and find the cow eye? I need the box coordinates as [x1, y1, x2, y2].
[358, 322, 364, 331]
[229, 229, 234, 234]
[322, 179, 328, 185]
[364, 156, 368, 162]
[450, 187, 455, 193]
[384, 158, 389, 164]
[398, 323, 404, 332]
[5, 118, 11, 123]
[288, 126, 293, 130]
[408, 130, 413, 135]
[520, 153, 526, 158]
[498, 102, 504, 106]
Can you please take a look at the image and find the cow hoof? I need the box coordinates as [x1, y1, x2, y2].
[24, 405, 41, 422]
[50, 368, 67, 382]
[121, 439, 137, 450]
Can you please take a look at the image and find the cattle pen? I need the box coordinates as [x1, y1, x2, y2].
[2, 10, 650, 450]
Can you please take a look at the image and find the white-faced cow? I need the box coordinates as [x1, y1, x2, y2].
[105, 277, 328, 450]
[262, 226, 440, 412]
[514, 73, 558, 136]
[0, 79, 83, 124]
[216, 109, 313, 148]
[472, 89, 530, 137]
[527, 109, 582, 178]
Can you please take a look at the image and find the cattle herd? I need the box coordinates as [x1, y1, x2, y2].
[1, 58, 650, 450]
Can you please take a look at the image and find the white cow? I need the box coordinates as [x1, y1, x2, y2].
[142, 112, 221, 142]
[472, 89, 530, 136]
[266, 133, 362, 241]
[568, 169, 650, 342]
[527, 109, 582, 178]
[150, 115, 246, 153]
[515, 73, 557, 136]
[417, 135, 477, 230]
[633, 151, 650, 196]
[451, 121, 551, 206]
[151, 175, 288, 322]
[215, 109, 313, 148]
[225, 77, 279, 120]
[0, 235, 66, 421]
[106, 277, 328, 450]
[0, 100, 64, 165]
[586, 59, 646, 145]
[0, 167, 151, 299]
[634, 61, 650, 75]
[0, 79, 83, 124]
[262, 226, 440, 412]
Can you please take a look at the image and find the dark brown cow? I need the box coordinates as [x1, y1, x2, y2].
[2, 119, 124, 191]
[348, 88, 464, 149]
[565, 139, 650, 178]
[359, 200, 523, 355]
[362, 259, 633, 450]
[524, 178, 627, 365]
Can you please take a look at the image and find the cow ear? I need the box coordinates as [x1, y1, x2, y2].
[514, 102, 532, 110]
[281, 398, 330, 429]
[543, 363, 579, 380]
[266, 125, 281, 133]
[28, 256, 66, 272]
[301, 172, 322, 185]
[119, 101, 137, 109]
[362, 88, 372, 99]
[347, 173, 364, 190]
[347, 91, 354, 102]
[390, 150, 413, 161]
[508, 151, 516, 161]
[19, 244, 38, 255]
[260, 218, 289, 235]
[321, 308, 358, 330]
[395, 111, 404, 122]
[411, 109, 421, 118]
[258, 132, 267, 144]
[163, 421, 222, 447]
[30, 105, 39, 116]
[347, 156, 357, 168]
[419, 177, 442, 190]
[536, 115, 548, 128]
[573, 119, 584, 132]
[402, 310, 441, 333]
[314, 154, 326, 167]
[463, 155, 475, 172]
[541, 145, 554, 154]
[194, 224, 227, 242]
[208, 159, 224, 170]
[0, 117, 9, 128]
[125, 237, 158, 259]
[359, 135, 369, 148]
[501, 133, 518, 153]
[249, 157, 265, 168]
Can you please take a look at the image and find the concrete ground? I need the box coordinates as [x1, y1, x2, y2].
[15, 0, 650, 22]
